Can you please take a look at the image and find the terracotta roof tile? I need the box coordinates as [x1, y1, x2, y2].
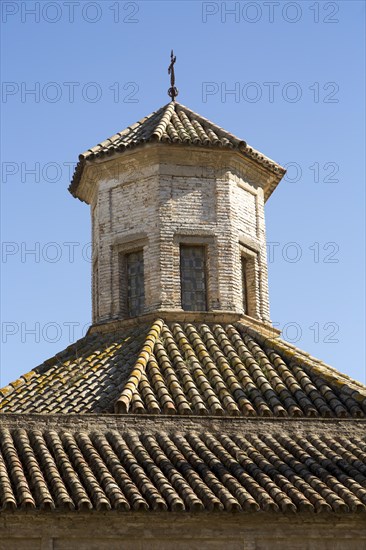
[0, 422, 365, 513]
[1, 319, 365, 417]
[69, 102, 285, 200]
[0, 325, 150, 414]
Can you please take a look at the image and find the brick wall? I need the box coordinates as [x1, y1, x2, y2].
[88, 145, 274, 325]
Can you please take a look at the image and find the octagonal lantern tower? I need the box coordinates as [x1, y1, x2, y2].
[69, 102, 285, 327]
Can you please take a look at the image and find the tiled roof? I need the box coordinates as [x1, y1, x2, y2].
[69, 102, 285, 198]
[0, 417, 365, 513]
[1, 320, 365, 418]
[0, 324, 150, 414]
[1, 319, 365, 515]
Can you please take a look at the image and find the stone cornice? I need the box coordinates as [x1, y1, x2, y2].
[87, 311, 281, 338]
[74, 142, 284, 205]
[69, 102, 285, 203]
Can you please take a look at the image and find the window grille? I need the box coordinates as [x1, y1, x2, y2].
[180, 245, 207, 311]
[126, 250, 145, 316]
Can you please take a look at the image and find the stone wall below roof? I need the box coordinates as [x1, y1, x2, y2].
[0, 512, 364, 549]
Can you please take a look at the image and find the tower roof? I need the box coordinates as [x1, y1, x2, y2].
[69, 101, 285, 200]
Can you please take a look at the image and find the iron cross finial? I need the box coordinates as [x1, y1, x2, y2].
[168, 50, 178, 101]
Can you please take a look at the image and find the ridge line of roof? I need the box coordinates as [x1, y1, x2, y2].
[151, 102, 176, 140]
[114, 319, 164, 413]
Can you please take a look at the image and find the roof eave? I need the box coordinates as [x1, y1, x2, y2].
[69, 141, 286, 204]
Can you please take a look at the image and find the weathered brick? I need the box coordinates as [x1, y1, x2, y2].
[88, 146, 273, 325]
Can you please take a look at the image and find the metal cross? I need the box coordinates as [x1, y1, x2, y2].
[168, 50, 178, 101]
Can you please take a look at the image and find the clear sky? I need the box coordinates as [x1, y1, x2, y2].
[1, 0, 365, 386]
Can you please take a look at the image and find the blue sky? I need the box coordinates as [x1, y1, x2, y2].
[1, 0, 365, 385]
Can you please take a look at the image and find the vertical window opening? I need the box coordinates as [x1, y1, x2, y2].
[93, 261, 99, 320]
[180, 245, 207, 311]
[241, 256, 248, 314]
[126, 250, 145, 317]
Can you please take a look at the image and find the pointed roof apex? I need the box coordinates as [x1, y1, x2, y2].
[69, 101, 285, 200]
